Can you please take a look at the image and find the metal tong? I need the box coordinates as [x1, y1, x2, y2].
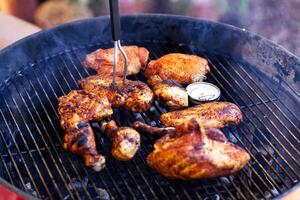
[109, 0, 128, 89]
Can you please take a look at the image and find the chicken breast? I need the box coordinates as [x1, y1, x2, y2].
[148, 75, 188, 110]
[102, 120, 140, 161]
[145, 53, 210, 85]
[58, 90, 113, 171]
[79, 75, 154, 112]
[84, 46, 149, 76]
[160, 102, 243, 128]
[147, 119, 250, 180]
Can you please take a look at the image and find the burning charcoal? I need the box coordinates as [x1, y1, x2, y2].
[96, 188, 110, 200]
[25, 182, 37, 197]
[68, 177, 88, 192]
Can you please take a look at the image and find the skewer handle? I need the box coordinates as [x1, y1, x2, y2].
[109, 0, 121, 41]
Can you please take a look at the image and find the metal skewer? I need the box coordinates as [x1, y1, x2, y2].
[109, 0, 128, 89]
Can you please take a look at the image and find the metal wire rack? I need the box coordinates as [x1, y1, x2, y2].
[0, 42, 299, 200]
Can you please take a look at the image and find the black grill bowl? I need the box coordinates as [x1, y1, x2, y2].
[0, 14, 299, 200]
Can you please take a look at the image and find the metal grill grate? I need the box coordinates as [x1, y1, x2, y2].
[0, 42, 299, 200]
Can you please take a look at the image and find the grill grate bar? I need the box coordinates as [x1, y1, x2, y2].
[72, 49, 175, 199]
[239, 98, 278, 109]
[30, 64, 96, 199]
[204, 56, 297, 187]
[59, 53, 153, 199]
[67, 52, 150, 200]
[44, 57, 125, 199]
[167, 45, 292, 193]
[216, 57, 300, 157]
[160, 45, 259, 200]
[152, 44, 248, 200]
[205, 56, 298, 180]
[0, 103, 46, 198]
[230, 59, 300, 143]
[175, 44, 295, 180]
[0, 155, 14, 184]
[140, 45, 235, 200]
[15, 75, 83, 199]
[208, 56, 300, 172]
[0, 130, 28, 192]
[9, 80, 78, 199]
[62, 55, 151, 199]
[201, 60, 289, 190]
[1, 41, 299, 199]
[210, 57, 300, 173]
[68, 51, 138, 200]
[116, 110, 192, 200]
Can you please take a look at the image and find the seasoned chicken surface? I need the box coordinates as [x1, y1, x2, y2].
[147, 119, 250, 180]
[148, 75, 188, 110]
[58, 90, 113, 171]
[160, 102, 242, 128]
[79, 75, 154, 112]
[133, 121, 175, 135]
[84, 46, 149, 76]
[102, 120, 140, 161]
[145, 53, 210, 85]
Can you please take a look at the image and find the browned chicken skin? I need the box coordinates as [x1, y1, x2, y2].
[58, 90, 113, 171]
[79, 75, 154, 112]
[160, 102, 243, 128]
[147, 75, 188, 110]
[102, 120, 140, 161]
[146, 119, 250, 180]
[145, 53, 210, 85]
[84, 46, 149, 76]
[133, 121, 175, 135]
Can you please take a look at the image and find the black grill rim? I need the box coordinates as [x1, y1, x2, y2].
[0, 14, 299, 100]
[0, 14, 299, 199]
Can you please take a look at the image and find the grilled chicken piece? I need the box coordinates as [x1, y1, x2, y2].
[79, 75, 154, 112]
[145, 53, 210, 85]
[147, 119, 250, 180]
[147, 75, 188, 110]
[160, 102, 242, 128]
[84, 46, 149, 76]
[58, 90, 113, 171]
[102, 120, 140, 161]
[133, 121, 175, 135]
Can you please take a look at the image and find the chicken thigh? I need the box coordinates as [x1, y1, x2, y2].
[79, 75, 154, 112]
[145, 53, 210, 85]
[58, 90, 113, 171]
[84, 46, 149, 76]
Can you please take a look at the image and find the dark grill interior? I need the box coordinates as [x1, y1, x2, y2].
[0, 42, 299, 200]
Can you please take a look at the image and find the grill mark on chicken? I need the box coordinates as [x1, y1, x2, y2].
[58, 90, 113, 171]
[79, 75, 154, 113]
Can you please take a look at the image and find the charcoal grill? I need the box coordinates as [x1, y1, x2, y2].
[0, 14, 299, 200]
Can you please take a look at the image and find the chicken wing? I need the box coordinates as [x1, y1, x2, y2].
[147, 75, 188, 110]
[79, 75, 154, 112]
[160, 102, 243, 128]
[58, 90, 113, 171]
[102, 120, 140, 161]
[147, 119, 250, 180]
[84, 46, 149, 76]
[145, 53, 210, 85]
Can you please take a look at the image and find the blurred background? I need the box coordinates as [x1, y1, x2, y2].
[0, 0, 299, 57]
